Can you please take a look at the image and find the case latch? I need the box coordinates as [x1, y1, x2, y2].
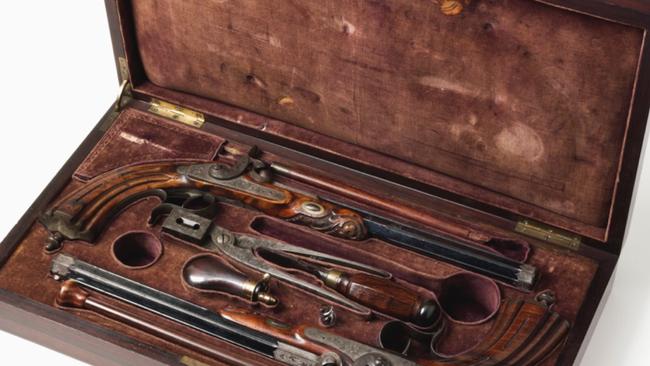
[149, 99, 205, 128]
[515, 220, 581, 251]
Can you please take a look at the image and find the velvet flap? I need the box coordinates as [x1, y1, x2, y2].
[75, 108, 224, 181]
[126, 0, 644, 241]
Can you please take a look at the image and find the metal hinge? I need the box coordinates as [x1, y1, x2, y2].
[148, 99, 205, 128]
[118, 57, 130, 81]
[114, 80, 132, 112]
[515, 220, 581, 251]
[180, 356, 210, 366]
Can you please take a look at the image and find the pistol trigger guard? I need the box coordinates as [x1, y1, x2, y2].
[148, 203, 177, 226]
[180, 192, 218, 218]
[152, 189, 220, 223]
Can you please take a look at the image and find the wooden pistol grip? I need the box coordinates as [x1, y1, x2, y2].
[41, 162, 189, 246]
[420, 299, 570, 366]
[220, 308, 332, 356]
[337, 273, 439, 327]
[41, 160, 366, 251]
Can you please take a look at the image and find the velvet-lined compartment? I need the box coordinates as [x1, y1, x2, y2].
[248, 216, 502, 326]
[126, 0, 645, 241]
[0, 107, 599, 365]
[74, 108, 224, 181]
[111, 230, 163, 269]
[0, 200, 595, 365]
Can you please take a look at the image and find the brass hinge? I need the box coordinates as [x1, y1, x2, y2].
[118, 57, 130, 81]
[148, 99, 205, 128]
[114, 80, 132, 112]
[180, 356, 210, 366]
[515, 220, 581, 251]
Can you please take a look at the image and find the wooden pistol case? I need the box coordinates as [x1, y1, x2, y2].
[1, 0, 650, 365]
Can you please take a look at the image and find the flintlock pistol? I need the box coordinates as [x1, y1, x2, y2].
[40, 150, 537, 290]
[40, 154, 365, 253]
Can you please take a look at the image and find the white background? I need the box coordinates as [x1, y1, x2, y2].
[0, 1, 649, 365]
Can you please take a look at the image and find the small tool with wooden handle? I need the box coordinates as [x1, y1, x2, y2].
[257, 248, 440, 327]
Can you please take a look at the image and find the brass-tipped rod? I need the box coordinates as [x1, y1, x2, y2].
[56, 280, 250, 366]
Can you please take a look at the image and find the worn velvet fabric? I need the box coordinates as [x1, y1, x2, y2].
[129, 0, 643, 241]
[75, 108, 224, 181]
[0, 109, 598, 365]
[1, 0, 633, 364]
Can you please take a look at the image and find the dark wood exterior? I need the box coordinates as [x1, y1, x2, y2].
[0, 1, 649, 365]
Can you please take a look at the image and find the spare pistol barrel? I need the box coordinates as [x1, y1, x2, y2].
[50, 254, 418, 366]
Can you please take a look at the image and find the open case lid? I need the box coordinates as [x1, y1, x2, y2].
[108, 0, 650, 250]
